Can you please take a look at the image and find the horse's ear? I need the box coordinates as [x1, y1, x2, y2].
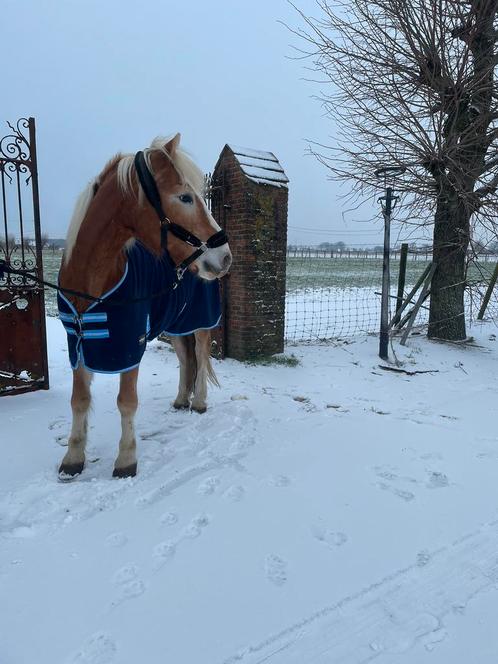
[165, 133, 181, 157]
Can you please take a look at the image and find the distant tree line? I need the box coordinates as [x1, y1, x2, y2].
[288, 240, 498, 255]
[0, 234, 65, 253]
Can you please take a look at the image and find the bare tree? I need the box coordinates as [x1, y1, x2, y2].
[291, 0, 498, 340]
[0, 233, 17, 254]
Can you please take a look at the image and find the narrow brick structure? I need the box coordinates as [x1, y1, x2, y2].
[211, 145, 289, 360]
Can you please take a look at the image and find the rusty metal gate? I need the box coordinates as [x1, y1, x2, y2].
[0, 117, 49, 396]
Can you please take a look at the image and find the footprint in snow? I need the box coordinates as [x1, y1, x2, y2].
[477, 450, 498, 460]
[416, 550, 431, 567]
[375, 468, 418, 485]
[311, 524, 348, 548]
[426, 471, 449, 489]
[70, 631, 117, 664]
[152, 514, 210, 569]
[420, 452, 443, 461]
[160, 511, 179, 526]
[152, 541, 176, 570]
[377, 482, 415, 502]
[180, 513, 210, 540]
[264, 554, 288, 586]
[50, 418, 69, 446]
[48, 417, 67, 431]
[105, 532, 128, 548]
[110, 564, 145, 606]
[267, 474, 291, 487]
[222, 485, 245, 502]
[197, 476, 220, 495]
[139, 429, 165, 441]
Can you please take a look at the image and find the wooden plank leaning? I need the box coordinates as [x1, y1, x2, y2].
[400, 263, 438, 345]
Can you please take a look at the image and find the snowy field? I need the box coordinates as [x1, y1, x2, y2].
[2, 317, 498, 663]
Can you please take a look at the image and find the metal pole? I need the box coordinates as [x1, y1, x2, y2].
[379, 187, 393, 360]
[396, 243, 408, 316]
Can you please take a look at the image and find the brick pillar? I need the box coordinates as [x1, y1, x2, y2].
[211, 145, 289, 361]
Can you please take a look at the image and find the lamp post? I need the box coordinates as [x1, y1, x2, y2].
[375, 166, 406, 361]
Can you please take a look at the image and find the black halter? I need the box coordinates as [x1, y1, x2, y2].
[133, 151, 228, 281]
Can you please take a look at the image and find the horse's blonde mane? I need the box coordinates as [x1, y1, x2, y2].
[64, 136, 204, 264]
[116, 135, 205, 199]
[64, 178, 98, 264]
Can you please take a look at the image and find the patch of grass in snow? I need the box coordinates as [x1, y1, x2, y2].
[246, 353, 300, 368]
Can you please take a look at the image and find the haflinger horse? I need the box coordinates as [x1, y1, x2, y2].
[57, 134, 232, 479]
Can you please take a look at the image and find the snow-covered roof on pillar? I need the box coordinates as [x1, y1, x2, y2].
[227, 144, 289, 188]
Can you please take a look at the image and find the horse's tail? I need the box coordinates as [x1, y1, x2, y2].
[206, 354, 220, 388]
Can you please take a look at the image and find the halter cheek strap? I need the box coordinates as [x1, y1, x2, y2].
[133, 151, 228, 281]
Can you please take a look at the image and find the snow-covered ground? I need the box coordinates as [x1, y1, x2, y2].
[1, 317, 498, 663]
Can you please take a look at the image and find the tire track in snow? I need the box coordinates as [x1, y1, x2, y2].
[222, 519, 498, 664]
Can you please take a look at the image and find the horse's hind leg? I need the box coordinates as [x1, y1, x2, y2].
[59, 365, 93, 477]
[171, 335, 196, 409]
[191, 330, 218, 414]
[113, 367, 139, 478]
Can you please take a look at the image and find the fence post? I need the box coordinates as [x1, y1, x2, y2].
[477, 261, 498, 320]
[379, 187, 394, 360]
[396, 243, 409, 316]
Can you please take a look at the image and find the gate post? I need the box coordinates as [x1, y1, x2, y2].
[0, 117, 49, 395]
[211, 145, 289, 361]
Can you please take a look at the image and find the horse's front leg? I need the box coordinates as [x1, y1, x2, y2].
[113, 367, 139, 478]
[59, 365, 93, 477]
[191, 330, 217, 414]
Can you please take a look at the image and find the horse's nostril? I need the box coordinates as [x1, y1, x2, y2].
[222, 254, 232, 269]
[203, 260, 217, 274]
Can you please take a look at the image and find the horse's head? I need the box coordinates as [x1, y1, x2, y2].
[129, 134, 232, 280]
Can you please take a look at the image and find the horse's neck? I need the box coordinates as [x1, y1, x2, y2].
[60, 221, 132, 313]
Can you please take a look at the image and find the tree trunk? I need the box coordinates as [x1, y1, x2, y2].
[428, 186, 470, 340]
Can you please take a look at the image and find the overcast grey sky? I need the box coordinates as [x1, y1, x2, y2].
[3, 0, 386, 246]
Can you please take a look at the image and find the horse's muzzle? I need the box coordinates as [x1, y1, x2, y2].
[200, 249, 232, 279]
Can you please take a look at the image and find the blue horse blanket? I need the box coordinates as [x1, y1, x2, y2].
[58, 242, 221, 373]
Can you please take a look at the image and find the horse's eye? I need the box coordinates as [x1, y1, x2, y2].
[179, 193, 194, 204]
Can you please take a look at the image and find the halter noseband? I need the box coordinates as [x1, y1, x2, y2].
[133, 151, 228, 281]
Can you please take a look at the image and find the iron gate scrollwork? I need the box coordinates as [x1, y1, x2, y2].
[0, 117, 49, 395]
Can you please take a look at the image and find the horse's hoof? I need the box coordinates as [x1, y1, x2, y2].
[173, 401, 190, 410]
[58, 461, 84, 479]
[191, 404, 207, 414]
[113, 463, 137, 478]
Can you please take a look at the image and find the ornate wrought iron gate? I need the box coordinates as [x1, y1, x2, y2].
[0, 117, 49, 396]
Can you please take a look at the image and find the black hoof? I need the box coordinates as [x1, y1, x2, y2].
[58, 462, 84, 479]
[173, 401, 190, 410]
[113, 463, 137, 478]
[191, 405, 207, 414]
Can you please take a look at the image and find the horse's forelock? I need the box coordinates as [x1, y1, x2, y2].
[150, 136, 205, 195]
[116, 136, 205, 200]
